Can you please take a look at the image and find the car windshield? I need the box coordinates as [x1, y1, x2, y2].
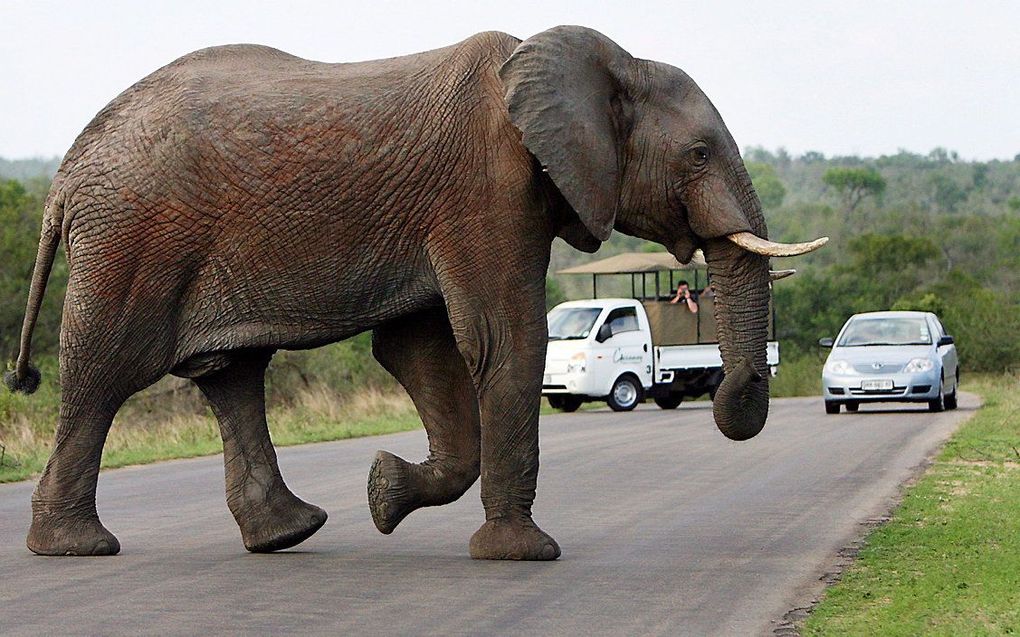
[837, 317, 932, 347]
[547, 307, 603, 340]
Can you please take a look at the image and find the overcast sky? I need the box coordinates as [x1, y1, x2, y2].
[1, 0, 1017, 160]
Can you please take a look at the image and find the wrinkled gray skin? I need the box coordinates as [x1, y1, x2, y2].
[7, 26, 776, 559]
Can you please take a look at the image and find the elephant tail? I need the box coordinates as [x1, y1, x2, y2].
[3, 190, 65, 395]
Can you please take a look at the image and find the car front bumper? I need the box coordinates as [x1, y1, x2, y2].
[822, 369, 941, 403]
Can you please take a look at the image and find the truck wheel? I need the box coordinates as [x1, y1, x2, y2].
[654, 394, 683, 410]
[552, 395, 583, 412]
[825, 401, 840, 414]
[608, 375, 643, 412]
[845, 402, 860, 413]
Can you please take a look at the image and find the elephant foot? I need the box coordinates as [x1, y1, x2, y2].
[367, 450, 419, 534]
[235, 489, 327, 553]
[27, 511, 121, 556]
[469, 517, 561, 561]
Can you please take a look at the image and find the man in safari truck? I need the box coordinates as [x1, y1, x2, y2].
[669, 280, 699, 313]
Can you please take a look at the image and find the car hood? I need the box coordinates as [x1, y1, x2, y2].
[829, 344, 933, 365]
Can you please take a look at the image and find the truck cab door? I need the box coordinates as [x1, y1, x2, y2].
[593, 306, 654, 392]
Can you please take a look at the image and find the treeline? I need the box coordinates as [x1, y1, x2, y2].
[550, 147, 1020, 372]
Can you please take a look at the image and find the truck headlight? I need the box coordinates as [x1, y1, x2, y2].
[826, 360, 852, 374]
[566, 352, 587, 374]
[904, 358, 934, 373]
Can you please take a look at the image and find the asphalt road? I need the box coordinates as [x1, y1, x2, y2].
[0, 395, 977, 636]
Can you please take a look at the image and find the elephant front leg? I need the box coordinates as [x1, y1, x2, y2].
[447, 299, 560, 561]
[368, 308, 481, 534]
[195, 349, 327, 552]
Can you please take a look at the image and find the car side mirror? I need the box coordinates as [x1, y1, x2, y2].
[938, 335, 954, 346]
[596, 323, 613, 343]
[818, 337, 834, 348]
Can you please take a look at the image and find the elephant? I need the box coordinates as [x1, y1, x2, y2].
[4, 26, 825, 559]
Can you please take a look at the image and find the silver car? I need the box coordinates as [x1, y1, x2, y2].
[820, 311, 959, 414]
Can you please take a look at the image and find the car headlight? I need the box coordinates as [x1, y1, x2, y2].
[904, 358, 935, 373]
[566, 352, 587, 374]
[826, 360, 852, 374]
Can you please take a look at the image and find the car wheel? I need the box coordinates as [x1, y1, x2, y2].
[825, 401, 840, 415]
[945, 370, 960, 410]
[944, 387, 958, 410]
[845, 401, 860, 413]
[654, 394, 683, 410]
[607, 375, 643, 412]
[928, 380, 945, 412]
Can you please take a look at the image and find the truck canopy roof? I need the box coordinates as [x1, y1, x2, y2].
[557, 251, 706, 275]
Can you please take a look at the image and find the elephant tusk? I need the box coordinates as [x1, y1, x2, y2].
[769, 269, 796, 281]
[727, 232, 828, 257]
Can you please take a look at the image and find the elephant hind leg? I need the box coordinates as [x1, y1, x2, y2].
[194, 349, 326, 552]
[28, 401, 123, 556]
[368, 308, 481, 534]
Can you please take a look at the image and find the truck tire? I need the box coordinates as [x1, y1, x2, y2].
[607, 375, 643, 412]
[549, 395, 583, 413]
[825, 401, 840, 414]
[654, 394, 683, 410]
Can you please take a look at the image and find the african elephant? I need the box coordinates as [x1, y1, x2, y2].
[5, 26, 824, 559]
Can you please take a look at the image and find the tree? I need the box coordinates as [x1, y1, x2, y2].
[746, 162, 786, 209]
[822, 166, 886, 219]
[837, 233, 938, 309]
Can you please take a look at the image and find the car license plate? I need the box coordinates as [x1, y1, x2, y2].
[861, 379, 894, 391]
[543, 374, 552, 385]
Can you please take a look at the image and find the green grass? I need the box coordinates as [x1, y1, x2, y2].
[803, 373, 1020, 636]
[0, 345, 425, 483]
[771, 353, 825, 397]
[0, 383, 424, 483]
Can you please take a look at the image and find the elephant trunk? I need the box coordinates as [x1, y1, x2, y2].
[703, 181, 772, 441]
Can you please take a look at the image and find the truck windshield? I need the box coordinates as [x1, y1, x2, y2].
[547, 307, 603, 340]
[837, 317, 932, 347]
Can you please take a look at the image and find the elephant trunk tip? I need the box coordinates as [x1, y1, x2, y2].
[712, 359, 768, 441]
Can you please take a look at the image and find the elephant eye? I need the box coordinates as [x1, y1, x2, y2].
[689, 146, 710, 167]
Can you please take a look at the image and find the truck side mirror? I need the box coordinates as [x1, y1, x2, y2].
[596, 323, 613, 343]
[938, 335, 954, 346]
[818, 337, 834, 348]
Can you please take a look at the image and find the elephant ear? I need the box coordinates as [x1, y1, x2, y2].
[500, 26, 635, 242]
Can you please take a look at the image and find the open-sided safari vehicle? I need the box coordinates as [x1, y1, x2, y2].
[543, 252, 784, 412]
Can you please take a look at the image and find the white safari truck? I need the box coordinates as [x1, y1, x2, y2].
[543, 252, 783, 412]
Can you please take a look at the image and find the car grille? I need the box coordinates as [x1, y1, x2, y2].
[849, 385, 907, 396]
[852, 362, 905, 374]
